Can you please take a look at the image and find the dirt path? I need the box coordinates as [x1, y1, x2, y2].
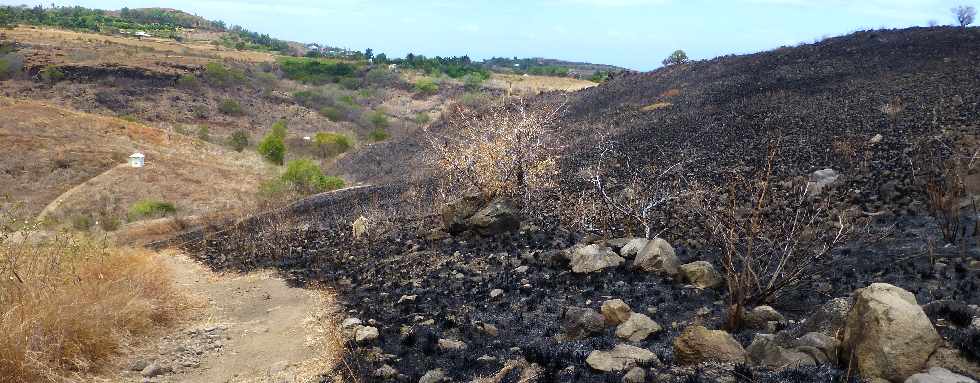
[109, 250, 342, 383]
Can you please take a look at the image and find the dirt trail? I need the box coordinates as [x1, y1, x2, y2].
[109, 250, 341, 383]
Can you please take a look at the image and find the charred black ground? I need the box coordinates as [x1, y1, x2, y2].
[178, 27, 980, 382]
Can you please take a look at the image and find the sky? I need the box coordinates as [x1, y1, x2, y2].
[4, 0, 977, 70]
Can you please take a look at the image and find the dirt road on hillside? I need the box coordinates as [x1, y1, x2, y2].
[107, 250, 344, 383]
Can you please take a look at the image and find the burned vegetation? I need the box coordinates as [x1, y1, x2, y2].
[178, 27, 980, 382]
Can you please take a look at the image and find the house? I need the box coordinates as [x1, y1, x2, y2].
[129, 152, 145, 168]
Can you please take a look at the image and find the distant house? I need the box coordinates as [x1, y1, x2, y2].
[129, 152, 145, 168]
[134, 31, 151, 40]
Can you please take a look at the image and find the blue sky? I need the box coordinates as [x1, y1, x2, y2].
[6, 0, 977, 70]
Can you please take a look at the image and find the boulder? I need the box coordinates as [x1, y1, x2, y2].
[440, 193, 486, 234]
[467, 198, 520, 235]
[679, 261, 723, 289]
[352, 215, 370, 239]
[567, 244, 625, 273]
[437, 338, 467, 351]
[806, 168, 840, 196]
[794, 332, 839, 364]
[355, 326, 380, 343]
[747, 334, 816, 369]
[419, 368, 447, 383]
[744, 305, 785, 330]
[673, 325, 747, 365]
[632, 238, 680, 275]
[841, 283, 942, 382]
[601, 299, 632, 325]
[585, 344, 659, 372]
[905, 367, 976, 383]
[620, 238, 649, 258]
[615, 313, 662, 342]
[623, 367, 646, 383]
[561, 307, 606, 338]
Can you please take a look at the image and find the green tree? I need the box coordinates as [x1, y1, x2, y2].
[228, 130, 249, 152]
[662, 50, 689, 66]
[463, 73, 485, 91]
[368, 128, 389, 142]
[218, 99, 242, 115]
[257, 133, 285, 165]
[313, 132, 353, 158]
[280, 159, 345, 194]
[414, 78, 439, 95]
[270, 119, 288, 139]
[39, 65, 64, 83]
[368, 110, 389, 129]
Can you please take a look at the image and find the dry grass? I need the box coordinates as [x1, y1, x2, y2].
[0, 216, 186, 382]
[641, 101, 673, 111]
[485, 73, 597, 94]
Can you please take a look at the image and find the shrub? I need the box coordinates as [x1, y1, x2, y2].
[128, 199, 177, 220]
[414, 78, 439, 95]
[98, 215, 121, 232]
[365, 67, 399, 86]
[176, 73, 201, 89]
[278, 57, 357, 84]
[203, 62, 245, 87]
[71, 214, 93, 231]
[191, 104, 208, 118]
[39, 65, 65, 83]
[257, 132, 286, 165]
[270, 119, 288, 139]
[280, 159, 345, 194]
[415, 112, 432, 127]
[339, 76, 361, 90]
[367, 110, 389, 129]
[320, 106, 344, 122]
[462, 73, 486, 91]
[313, 132, 353, 158]
[458, 92, 491, 109]
[218, 99, 243, 115]
[196, 125, 210, 142]
[228, 130, 249, 152]
[368, 128, 390, 142]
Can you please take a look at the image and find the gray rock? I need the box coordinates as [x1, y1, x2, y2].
[620, 238, 649, 258]
[586, 344, 658, 372]
[419, 368, 447, 383]
[140, 363, 172, 378]
[606, 237, 635, 249]
[440, 193, 485, 234]
[489, 288, 505, 299]
[355, 326, 380, 342]
[341, 317, 363, 328]
[632, 238, 679, 275]
[679, 261, 723, 289]
[673, 325, 747, 365]
[747, 334, 816, 368]
[561, 307, 606, 338]
[615, 313, 662, 342]
[128, 359, 150, 372]
[623, 367, 647, 383]
[841, 283, 941, 382]
[794, 332, 839, 364]
[794, 297, 851, 338]
[567, 244, 625, 273]
[744, 305, 785, 330]
[467, 198, 520, 235]
[806, 168, 840, 196]
[437, 338, 467, 351]
[374, 364, 398, 379]
[601, 299, 632, 325]
[905, 367, 976, 383]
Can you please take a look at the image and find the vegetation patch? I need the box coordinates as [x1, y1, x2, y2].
[279, 57, 358, 85]
[218, 99, 243, 115]
[414, 78, 439, 96]
[313, 132, 353, 158]
[128, 199, 177, 220]
[641, 101, 672, 111]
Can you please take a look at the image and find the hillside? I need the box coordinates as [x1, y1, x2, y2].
[0, 97, 269, 226]
[183, 27, 980, 383]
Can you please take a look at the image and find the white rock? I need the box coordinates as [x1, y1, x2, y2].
[905, 367, 976, 383]
[355, 326, 380, 342]
[586, 344, 658, 372]
[615, 313, 662, 342]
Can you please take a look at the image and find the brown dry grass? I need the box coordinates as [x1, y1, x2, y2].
[0, 97, 270, 225]
[0, 225, 186, 382]
[485, 73, 597, 94]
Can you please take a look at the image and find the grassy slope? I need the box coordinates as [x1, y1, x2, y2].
[0, 97, 270, 223]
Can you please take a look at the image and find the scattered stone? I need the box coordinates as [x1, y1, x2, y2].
[341, 317, 363, 328]
[841, 283, 941, 382]
[601, 299, 632, 325]
[352, 215, 369, 239]
[619, 238, 649, 258]
[673, 325, 747, 365]
[632, 238, 679, 275]
[567, 244, 625, 273]
[585, 344, 658, 372]
[467, 198, 520, 235]
[515, 265, 530, 273]
[374, 364, 398, 379]
[744, 305, 785, 330]
[747, 334, 816, 368]
[355, 326, 380, 343]
[623, 366, 647, 383]
[140, 363, 171, 378]
[905, 367, 976, 383]
[679, 261, 723, 289]
[794, 332, 839, 364]
[490, 289, 505, 299]
[128, 359, 150, 372]
[419, 368, 447, 383]
[561, 307, 606, 338]
[806, 168, 840, 196]
[615, 313, 662, 342]
[437, 338, 467, 351]
[398, 295, 417, 304]
[870, 133, 884, 144]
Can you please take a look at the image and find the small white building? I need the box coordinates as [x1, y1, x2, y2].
[134, 31, 150, 38]
[129, 152, 145, 168]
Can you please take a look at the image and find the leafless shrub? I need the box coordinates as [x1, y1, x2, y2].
[427, 98, 565, 209]
[952, 5, 976, 27]
[590, 141, 690, 239]
[690, 145, 862, 330]
[919, 137, 979, 243]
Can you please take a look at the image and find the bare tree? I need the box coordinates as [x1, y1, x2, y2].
[952, 5, 977, 27]
[690, 144, 862, 330]
[591, 142, 689, 239]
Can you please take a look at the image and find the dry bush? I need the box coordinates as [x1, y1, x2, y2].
[919, 137, 979, 243]
[428, 98, 565, 208]
[590, 141, 690, 239]
[0, 203, 185, 382]
[690, 145, 861, 330]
